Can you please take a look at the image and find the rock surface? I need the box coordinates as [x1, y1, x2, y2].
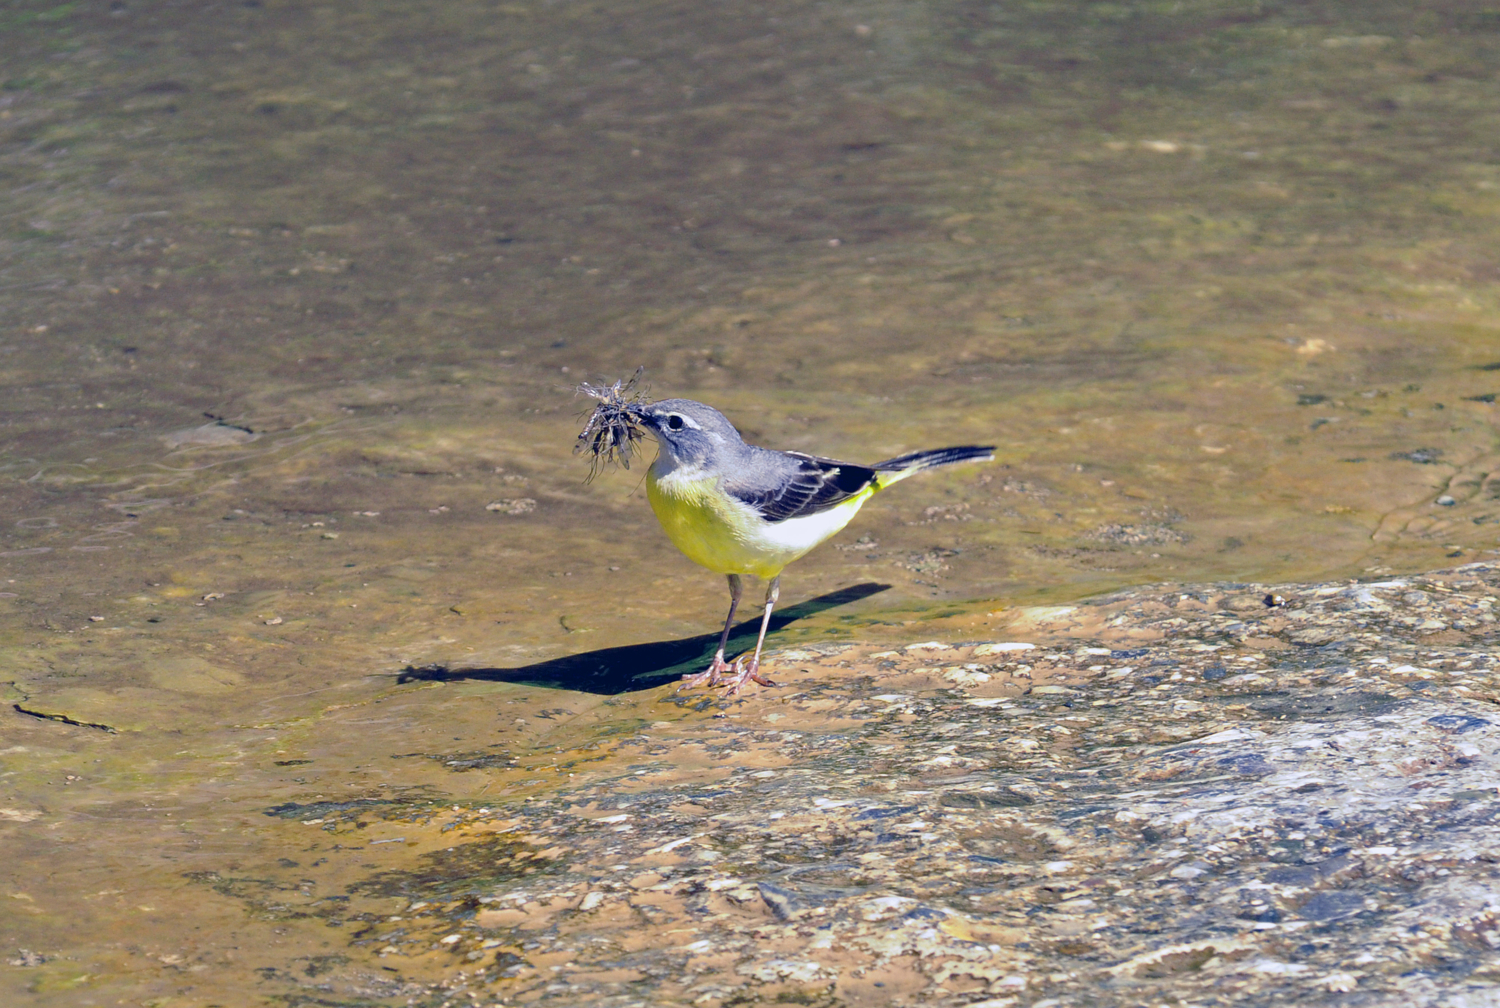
[143, 562, 1500, 1007]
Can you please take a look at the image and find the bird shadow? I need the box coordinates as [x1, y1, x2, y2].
[396, 582, 892, 695]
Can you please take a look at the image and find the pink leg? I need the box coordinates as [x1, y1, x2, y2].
[726, 576, 780, 695]
[679, 574, 742, 689]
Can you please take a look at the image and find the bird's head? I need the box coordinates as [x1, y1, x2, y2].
[640, 398, 744, 468]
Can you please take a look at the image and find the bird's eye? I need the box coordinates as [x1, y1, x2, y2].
[666, 414, 685, 431]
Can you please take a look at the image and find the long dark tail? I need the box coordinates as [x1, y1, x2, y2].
[871, 445, 994, 488]
[874, 445, 996, 472]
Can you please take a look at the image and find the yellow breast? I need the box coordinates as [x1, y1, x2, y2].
[646, 467, 873, 578]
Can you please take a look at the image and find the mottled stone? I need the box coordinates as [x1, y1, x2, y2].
[197, 562, 1500, 1007]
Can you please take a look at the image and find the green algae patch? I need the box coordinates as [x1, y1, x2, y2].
[182, 870, 320, 923]
[346, 834, 560, 900]
[262, 798, 401, 821]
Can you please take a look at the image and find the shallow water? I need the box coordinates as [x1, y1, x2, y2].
[2, 0, 1499, 1003]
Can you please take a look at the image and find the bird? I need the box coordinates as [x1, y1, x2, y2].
[633, 397, 995, 694]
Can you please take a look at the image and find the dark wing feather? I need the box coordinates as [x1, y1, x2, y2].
[725, 452, 877, 524]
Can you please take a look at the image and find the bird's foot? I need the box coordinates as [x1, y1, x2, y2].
[678, 653, 736, 690]
[724, 655, 777, 696]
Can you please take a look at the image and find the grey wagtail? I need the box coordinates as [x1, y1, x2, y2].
[629, 397, 995, 694]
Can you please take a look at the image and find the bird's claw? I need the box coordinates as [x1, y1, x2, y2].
[724, 655, 777, 696]
[679, 654, 777, 695]
[678, 653, 736, 691]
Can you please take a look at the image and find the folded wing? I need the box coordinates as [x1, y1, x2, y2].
[724, 452, 877, 524]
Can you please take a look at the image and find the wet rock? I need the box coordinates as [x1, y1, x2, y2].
[1084, 523, 1190, 546]
[1426, 713, 1491, 734]
[1390, 448, 1444, 464]
[160, 421, 259, 448]
[939, 789, 1033, 808]
[755, 882, 804, 921]
[485, 498, 536, 515]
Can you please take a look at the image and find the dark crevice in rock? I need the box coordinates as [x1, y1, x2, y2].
[12, 703, 117, 733]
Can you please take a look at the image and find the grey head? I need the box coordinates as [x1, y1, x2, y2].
[640, 398, 750, 472]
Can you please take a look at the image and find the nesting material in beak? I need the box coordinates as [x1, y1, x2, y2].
[574, 366, 654, 481]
